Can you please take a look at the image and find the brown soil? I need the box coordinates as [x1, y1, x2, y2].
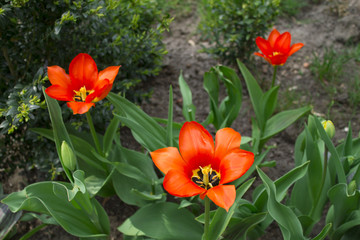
[3, 1, 360, 239]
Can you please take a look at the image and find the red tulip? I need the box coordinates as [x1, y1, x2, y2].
[254, 28, 304, 66]
[150, 121, 254, 211]
[45, 53, 120, 114]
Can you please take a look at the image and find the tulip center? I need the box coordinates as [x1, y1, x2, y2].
[73, 86, 94, 102]
[272, 51, 282, 57]
[191, 165, 220, 190]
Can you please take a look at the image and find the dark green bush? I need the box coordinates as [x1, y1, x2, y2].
[0, 0, 171, 177]
[198, 0, 280, 64]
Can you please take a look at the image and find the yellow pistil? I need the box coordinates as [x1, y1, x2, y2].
[73, 86, 94, 102]
[272, 51, 281, 56]
[191, 165, 221, 189]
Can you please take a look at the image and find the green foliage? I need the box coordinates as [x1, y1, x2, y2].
[0, 0, 171, 177]
[198, 0, 280, 63]
[279, 0, 309, 17]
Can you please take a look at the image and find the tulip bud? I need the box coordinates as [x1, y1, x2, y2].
[347, 156, 355, 166]
[348, 180, 357, 195]
[322, 120, 335, 139]
[61, 141, 76, 171]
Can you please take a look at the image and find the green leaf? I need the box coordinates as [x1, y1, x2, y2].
[43, 88, 74, 183]
[114, 114, 167, 151]
[312, 223, 332, 240]
[103, 117, 120, 155]
[0, 201, 22, 239]
[261, 86, 279, 123]
[107, 92, 166, 142]
[257, 167, 305, 240]
[217, 66, 242, 128]
[237, 60, 264, 128]
[262, 106, 311, 141]
[314, 116, 347, 184]
[328, 184, 360, 229]
[2, 182, 109, 238]
[179, 71, 196, 121]
[224, 211, 267, 240]
[254, 161, 310, 211]
[167, 86, 175, 147]
[118, 202, 203, 240]
[207, 178, 255, 240]
[203, 70, 221, 128]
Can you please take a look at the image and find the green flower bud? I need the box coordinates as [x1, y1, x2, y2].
[61, 141, 76, 171]
[322, 120, 335, 139]
[348, 180, 357, 195]
[347, 156, 355, 166]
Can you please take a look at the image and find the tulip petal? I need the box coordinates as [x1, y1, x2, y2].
[206, 185, 236, 212]
[47, 66, 71, 88]
[69, 53, 98, 90]
[288, 43, 304, 56]
[179, 122, 215, 169]
[268, 29, 280, 48]
[220, 149, 254, 184]
[274, 32, 291, 53]
[150, 147, 186, 174]
[45, 85, 73, 101]
[215, 128, 241, 161]
[99, 66, 121, 84]
[268, 54, 288, 66]
[255, 37, 273, 56]
[67, 101, 95, 114]
[86, 78, 112, 103]
[163, 169, 205, 197]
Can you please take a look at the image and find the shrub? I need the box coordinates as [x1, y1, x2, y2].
[0, 0, 171, 177]
[198, 0, 280, 64]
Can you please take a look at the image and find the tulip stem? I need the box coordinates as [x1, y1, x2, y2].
[204, 196, 210, 240]
[271, 65, 278, 88]
[86, 111, 103, 156]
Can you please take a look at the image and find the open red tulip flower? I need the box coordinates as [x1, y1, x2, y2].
[45, 53, 120, 114]
[254, 28, 304, 66]
[150, 121, 254, 211]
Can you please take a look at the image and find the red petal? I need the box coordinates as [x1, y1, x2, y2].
[206, 185, 236, 212]
[268, 29, 280, 48]
[86, 79, 112, 103]
[150, 147, 186, 174]
[274, 32, 291, 53]
[66, 102, 95, 114]
[268, 54, 288, 66]
[163, 169, 205, 197]
[288, 43, 304, 56]
[45, 85, 73, 101]
[69, 53, 98, 90]
[47, 66, 71, 88]
[99, 66, 121, 84]
[255, 37, 273, 57]
[254, 52, 271, 64]
[179, 122, 214, 169]
[214, 128, 241, 163]
[220, 149, 254, 184]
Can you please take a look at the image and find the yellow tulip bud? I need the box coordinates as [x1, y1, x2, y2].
[61, 141, 76, 171]
[322, 120, 335, 139]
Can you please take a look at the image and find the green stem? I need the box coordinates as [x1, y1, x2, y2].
[86, 111, 103, 156]
[20, 224, 47, 240]
[310, 148, 328, 218]
[204, 196, 210, 240]
[271, 65, 278, 88]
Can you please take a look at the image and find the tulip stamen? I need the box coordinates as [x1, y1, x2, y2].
[73, 86, 95, 102]
[191, 165, 220, 190]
